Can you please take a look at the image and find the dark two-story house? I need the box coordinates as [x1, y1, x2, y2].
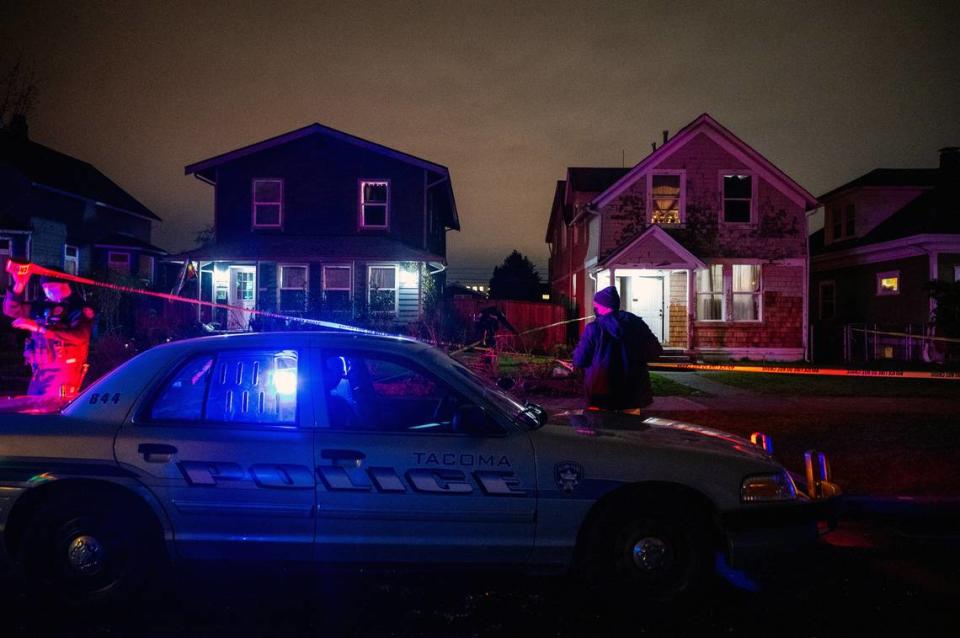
[0, 115, 164, 288]
[547, 113, 818, 361]
[180, 123, 459, 331]
[809, 147, 960, 362]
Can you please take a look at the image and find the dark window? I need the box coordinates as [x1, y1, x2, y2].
[321, 352, 467, 433]
[323, 266, 352, 313]
[723, 175, 752, 223]
[819, 282, 836, 319]
[253, 179, 283, 227]
[149, 350, 298, 425]
[279, 265, 307, 312]
[831, 207, 843, 241]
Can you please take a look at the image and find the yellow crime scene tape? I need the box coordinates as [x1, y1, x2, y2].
[15, 263, 960, 381]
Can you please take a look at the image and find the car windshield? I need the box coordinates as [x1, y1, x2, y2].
[447, 358, 541, 428]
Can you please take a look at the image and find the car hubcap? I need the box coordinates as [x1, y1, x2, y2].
[632, 537, 668, 571]
[66, 534, 105, 576]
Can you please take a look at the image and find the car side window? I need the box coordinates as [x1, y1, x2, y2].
[322, 351, 464, 433]
[149, 349, 298, 426]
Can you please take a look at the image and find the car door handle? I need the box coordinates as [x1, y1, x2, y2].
[321, 449, 366, 467]
[138, 443, 178, 463]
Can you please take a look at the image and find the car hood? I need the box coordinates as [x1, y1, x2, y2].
[542, 409, 771, 461]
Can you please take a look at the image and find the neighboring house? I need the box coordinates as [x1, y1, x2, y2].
[0, 115, 164, 288]
[547, 113, 818, 361]
[180, 123, 459, 331]
[809, 147, 960, 362]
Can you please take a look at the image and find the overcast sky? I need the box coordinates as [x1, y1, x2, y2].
[2, 0, 958, 277]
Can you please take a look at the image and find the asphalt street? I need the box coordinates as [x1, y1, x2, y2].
[1, 514, 958, 638]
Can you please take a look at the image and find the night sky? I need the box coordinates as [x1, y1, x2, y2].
[2, 1, 958, 279]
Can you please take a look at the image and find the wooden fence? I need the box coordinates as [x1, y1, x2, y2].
[450, 298, 569, 353]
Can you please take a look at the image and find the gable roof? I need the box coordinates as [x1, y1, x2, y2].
[600, 224, 706, 269]
[811, 186, 960, 256]
[184, 122, 459, 231]
[591, 113, 819, 211]
[817, 168, 939, 202]
[185, 123, 450, 179]
[0, 129, 160, 221]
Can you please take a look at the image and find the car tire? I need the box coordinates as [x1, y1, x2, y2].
[580, 497, 713, 605]
[16, 495, 161, 606]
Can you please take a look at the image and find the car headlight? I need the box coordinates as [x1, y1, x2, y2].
[741, 471, 798, 503]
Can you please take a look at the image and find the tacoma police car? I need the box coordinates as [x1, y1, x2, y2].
[0, 332, 839, 602]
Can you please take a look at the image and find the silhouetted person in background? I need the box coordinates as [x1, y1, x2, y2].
[573, 286, 662, 410]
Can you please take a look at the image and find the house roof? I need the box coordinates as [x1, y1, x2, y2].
[599, 224, 706, 269]
[567, 167, 631, 193]
[811, 186, 960, 256]
[177, 235, 445, 265]
[93, 232, 168, 255]
[0, 129, 160, 221]
[591, 113, 819, 211]
[817, 169, 939, 202]
[544, 180, 567, 241]
[184, 122, 459, 231]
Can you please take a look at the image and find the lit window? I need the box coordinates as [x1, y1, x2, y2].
[819, 281, 836, 320]
[252, 179, 283, 228]
[368, 265, 397, 313]
[360, 181, 389, 228]
[732, 264, 761, 321]
[279, 265, 308, 312]
[62, 245, 79, 275]
[108, 251, 131, 275]
[696, 265, 724, 321]
[723, 174, 752, 223]
[876, 271, 900, 296]
[650, 173, 682, 224]
[541, 293, 550, 301]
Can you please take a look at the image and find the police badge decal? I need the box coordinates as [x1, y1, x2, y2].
[554, 461, 583, 493]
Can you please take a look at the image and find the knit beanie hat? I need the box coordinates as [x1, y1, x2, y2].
[594, 285, 620, 311]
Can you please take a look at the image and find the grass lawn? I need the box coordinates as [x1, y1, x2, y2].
[650, 373, 707, 397]
[658, 410, 960, 497]
[698, 372, 960, 398]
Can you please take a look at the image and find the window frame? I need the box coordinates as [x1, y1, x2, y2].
[695, 264, 726, 323]
[251, 178, 284, 229]
[818, 280, 836, 320]
[138, 349, 303, 429]
[1, 236, 13, 280]
[62, 244, 79, 275]
[647, 169, 686, 225]
[719, 171, 757, 225]
[107, 250, 131, 274]
[876, 270, 900, 296]
[277, 263, 309, 312]
[367, 264, 399, 315]
[730, 263, 763, 323]
[322, 264, 353, 296]
[359, 179, 390, 230]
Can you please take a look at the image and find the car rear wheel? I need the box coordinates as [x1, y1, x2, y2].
[16, 496, 160, 605]
[581, 498, 713, 604]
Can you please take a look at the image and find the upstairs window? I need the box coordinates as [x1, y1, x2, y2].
[844, 204, 855, 237]
[829, 202, 855, 242]
[731, 264, 761, 321]
[722, 174, 753, 223]
[278, 264, 308, 312]
[64, 245, 79, 275]
[368, 265, 397, 314]
[649, 173, 683, 224]
[360, 180, 389, 228]
[323, 265, 352, 313]
[696, 265, 724, 321]
[252, 179, 283, 228]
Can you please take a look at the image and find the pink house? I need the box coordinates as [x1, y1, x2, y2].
[547, 113, 818, 361]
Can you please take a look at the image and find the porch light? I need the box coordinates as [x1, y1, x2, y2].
[213, 266, 229, 287]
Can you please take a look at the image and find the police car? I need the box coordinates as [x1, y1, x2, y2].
[0, 332, 839, 603]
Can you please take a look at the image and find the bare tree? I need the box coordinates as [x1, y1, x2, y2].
[0, 59, 37, 128]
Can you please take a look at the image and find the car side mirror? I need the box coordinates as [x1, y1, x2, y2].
[452, 404, 497, 436]
[496, 377, 515, 391]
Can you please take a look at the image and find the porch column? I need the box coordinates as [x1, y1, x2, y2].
[687, 269, 696, 352]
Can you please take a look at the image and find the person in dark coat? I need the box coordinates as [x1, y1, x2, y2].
[3, 262, 94, 400]
[572, 285, 663, 410]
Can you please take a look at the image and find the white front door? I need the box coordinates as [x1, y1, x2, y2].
[626, 276, 664, 342]
[227, 266, 256, 331]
